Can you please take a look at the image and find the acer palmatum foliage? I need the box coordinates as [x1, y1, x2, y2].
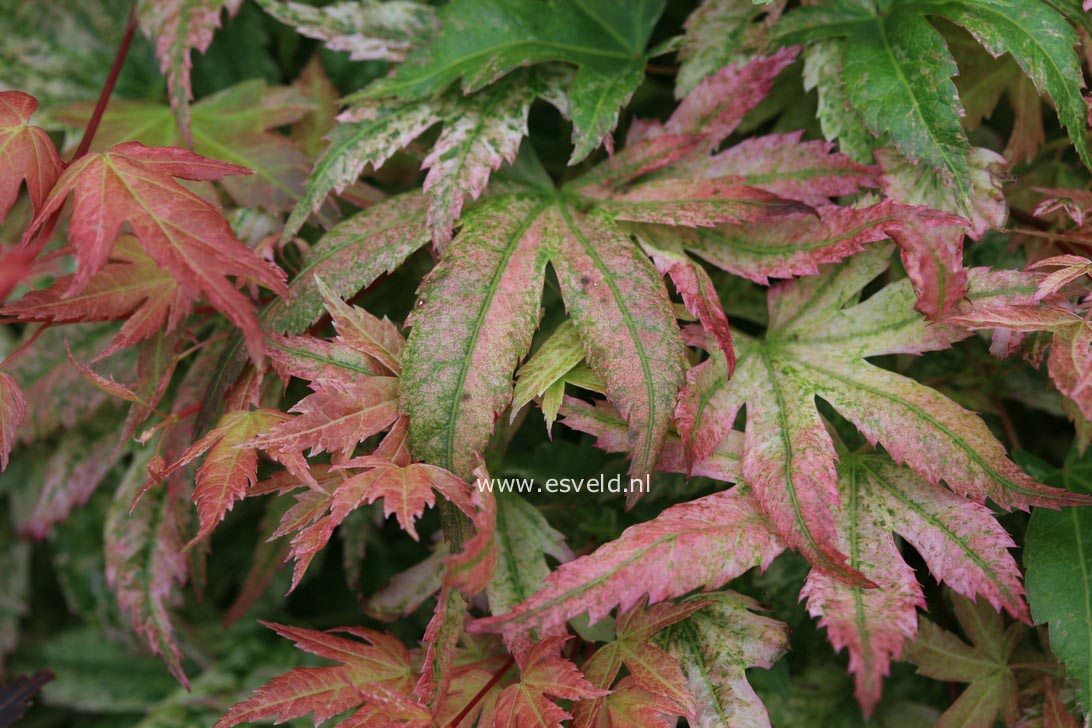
[1, 1, 1091, 725]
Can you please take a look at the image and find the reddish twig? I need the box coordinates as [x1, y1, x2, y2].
[3, 6, 139, 366]
[446, 655, 516, 727]
[14, 4, 138, 270]
[73, 4, 138, 161]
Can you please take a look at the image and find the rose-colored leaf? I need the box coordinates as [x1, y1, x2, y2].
[65, 341, 141, 404]
[681, 131, 879, 207]
[21, 142, 287, 362]
[661, 47, 800, 145]
[316, 276, 405, 375]
[598, 177, 812, 228]
[470, 488, 783, 639]
[333, 461, 473, 541]
[678, 248, 1081, 587]
[545, 206, 688, 493]
[252, 376, 400, 462]
[105, 447, 190, 687]
[402, 195, 551, 479]
[879, 209, 968, 318]
[3, 238, 190, 359]
[489, 637, 606, 728]
[0, 373, 27, 472]
[216, 621, 416, 728]
[646, 243, 734, 370]
[175, 408, 287, 546]
[0, 91, 61, 222]
[593, 677, 682, 728]
[801, 455, 1027, 714]
[267, 332, 382, 384]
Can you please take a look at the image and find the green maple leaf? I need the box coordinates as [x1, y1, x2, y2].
[776, 0, 1091, 218]
[54, 80, 315, 214]
[1021, 448, 1092, 713]
[362, 0, 666, 163]
[905, 594, 1024, 727]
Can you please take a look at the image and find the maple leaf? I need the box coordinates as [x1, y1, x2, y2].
[0, 91, 61, 223]
[169, 408, 287, 547]
[481, 636, 605, 728]
[656, 593, 789, 728]
[2, 237, 190, 359]
[19, 142, 287, 362]
[314, 276, 405, 375]
[216, 622, 420, 728]
[55, 80, 316, 213]
[1029, 255, 1092, 301]
[941, 276, 1092, 421]
[401, 192, 684, 486]
[137, 0, 243, 143]
[401, 52, 830, 487]
[677, 246, 1083, 584]
[0, 373, 26, 472]
[269, 192, 430, 334]
[362, 0, 667, 163]
[675, 0, 785, 97]
[267, 459, 474, 590]
[105, 445, 190, 687]
[253, 377, 400, 470]
[572, 599, 703, 726]
[775, 0, 1092, 205]
[905, 595, 1024, 728]
[470, 487, 782, 639]
[332, 458, 475, 541]
[284, 68, 550, 248]
[800, 453, 1029, 715]
[485, 492, 573, 624]
[1020, 449, 1092, 716]
[257, 0, 437, 63]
